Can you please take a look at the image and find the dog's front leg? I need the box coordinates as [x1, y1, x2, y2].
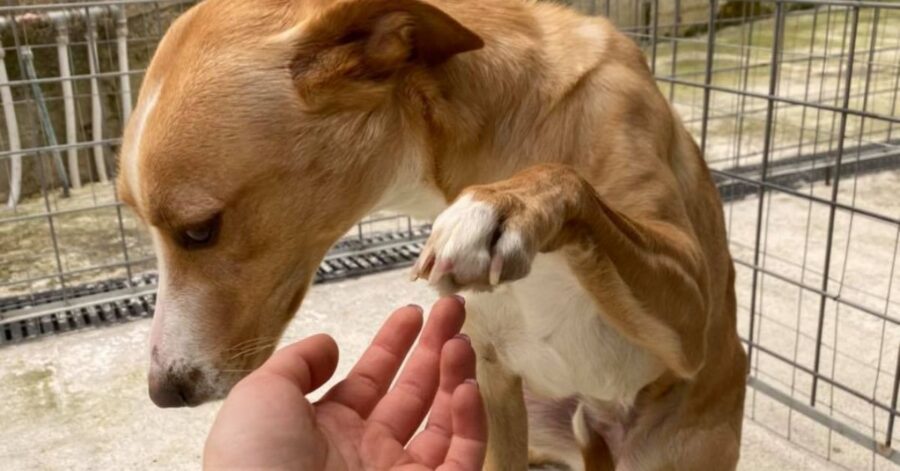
[413, 163, 711, 381]
[473, 344, 529, 471]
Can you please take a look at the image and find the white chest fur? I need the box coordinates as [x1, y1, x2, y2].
[465, 253, 664, 404]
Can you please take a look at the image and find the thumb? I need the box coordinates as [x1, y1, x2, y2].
[257, 334, 340, 394]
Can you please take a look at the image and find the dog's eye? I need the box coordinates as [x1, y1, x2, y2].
[179, 215, 221, 249]
[186, 227, 212, 243]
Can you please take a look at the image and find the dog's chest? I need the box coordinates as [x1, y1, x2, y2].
[466, 253, 664, 403]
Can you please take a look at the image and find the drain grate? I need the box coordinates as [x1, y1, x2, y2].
[0, 291, 157, 347]
[0, 226, 431, 347]
[0, 273, 158, 315]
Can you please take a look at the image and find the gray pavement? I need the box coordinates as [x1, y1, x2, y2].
[0, 269, 852, 470]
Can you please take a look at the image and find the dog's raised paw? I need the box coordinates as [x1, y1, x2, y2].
[411, 193, 534, 294]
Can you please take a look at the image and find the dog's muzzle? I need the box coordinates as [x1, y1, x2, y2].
[148, 347, 208, 408]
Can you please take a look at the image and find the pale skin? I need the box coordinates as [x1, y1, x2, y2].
[204, 297, 487, 470]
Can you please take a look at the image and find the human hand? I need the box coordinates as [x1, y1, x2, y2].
[203, 297, 486, 470]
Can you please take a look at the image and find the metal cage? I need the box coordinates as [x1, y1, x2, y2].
[0, 0, 898, 468]
[597, 0, 899, 468]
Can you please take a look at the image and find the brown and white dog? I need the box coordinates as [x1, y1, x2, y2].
[117, 0, 747, 469]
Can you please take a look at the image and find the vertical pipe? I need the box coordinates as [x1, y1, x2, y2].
[888, 13, 900, 142]
[0, 40, 23, 208]
[811, 7, 860, 407]
[112, 6, 135, 282]
[795, 7, 821, 161]
[21, 47, 70, 198]
[699, 0, 717, 154]
[649, 0, 658, 75]
[733, 2, 756, 167]
[55, 16, 81, 189]
[747, 3, 785, 372]
[115, 7, 132, 124]
[86, 14, 108, 183]
[884, 344, 900, 449]
[668, 0, 681, 101]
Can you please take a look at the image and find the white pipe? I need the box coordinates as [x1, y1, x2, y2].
[0, 6, 128, 198]
[115, 7, 132, 123]
[55, 17, 82, 189]
[0, 40, 23, 208]
[86, 16, 108, 183]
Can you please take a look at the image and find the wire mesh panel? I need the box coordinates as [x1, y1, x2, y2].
[569, 0, 900, 468]
[0, 0, 193, 300]
[0, 0, 898, 468]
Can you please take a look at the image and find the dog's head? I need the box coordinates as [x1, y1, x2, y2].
[116, 0, 481, 407]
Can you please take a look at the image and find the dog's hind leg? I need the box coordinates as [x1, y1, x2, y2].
[614, 380, 744, 471]
[525, 394, 584, 470]
[525, 395, 618, 471]
[573, 403, 616, 471]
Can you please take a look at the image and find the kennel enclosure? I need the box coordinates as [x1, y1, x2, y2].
[0, 1, 898, 468]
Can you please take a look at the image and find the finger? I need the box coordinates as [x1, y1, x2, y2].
[437, 382, 487, 471]
[321, 305, 424, 416]
[367, 296, 466, 444]
[406, 336, 477, 467]
[255, 334, 339, 395]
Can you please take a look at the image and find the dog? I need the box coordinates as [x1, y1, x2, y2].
[116, 0, 747, 469]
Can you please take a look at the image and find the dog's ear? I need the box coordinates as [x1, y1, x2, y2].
[290, 0, 483, 85]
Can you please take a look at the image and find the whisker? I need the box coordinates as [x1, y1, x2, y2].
[228, 341, 278, 361]
[227, 336, 277, 352]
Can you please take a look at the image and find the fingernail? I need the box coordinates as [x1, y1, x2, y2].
[407, 304, 424, 314]
[464, 378, 478, 388]
[454, 333, 471, 344]
[452, 294, 466, 306]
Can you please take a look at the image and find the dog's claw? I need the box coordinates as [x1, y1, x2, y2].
[412, 246, 435, 281]
[429, 258, 453, 285]
[411, 247, 435, 281]
[489, 254, 503, 286]
[416, 194, 535, 290]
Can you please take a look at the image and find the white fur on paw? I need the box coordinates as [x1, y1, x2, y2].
[411, 194, 532, 293]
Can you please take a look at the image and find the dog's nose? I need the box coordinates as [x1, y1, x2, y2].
[148, 370, 197, 408]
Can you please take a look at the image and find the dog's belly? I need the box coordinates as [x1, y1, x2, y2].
[466, 253, 664, 402]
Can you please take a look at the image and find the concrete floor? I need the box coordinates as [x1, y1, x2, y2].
[727, 170, 900, 471]
[0, 268, 855, 471]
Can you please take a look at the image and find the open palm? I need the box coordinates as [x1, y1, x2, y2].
[204, 297, 486, 470]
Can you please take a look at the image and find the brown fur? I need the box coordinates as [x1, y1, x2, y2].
[118, 0, 746, 468]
